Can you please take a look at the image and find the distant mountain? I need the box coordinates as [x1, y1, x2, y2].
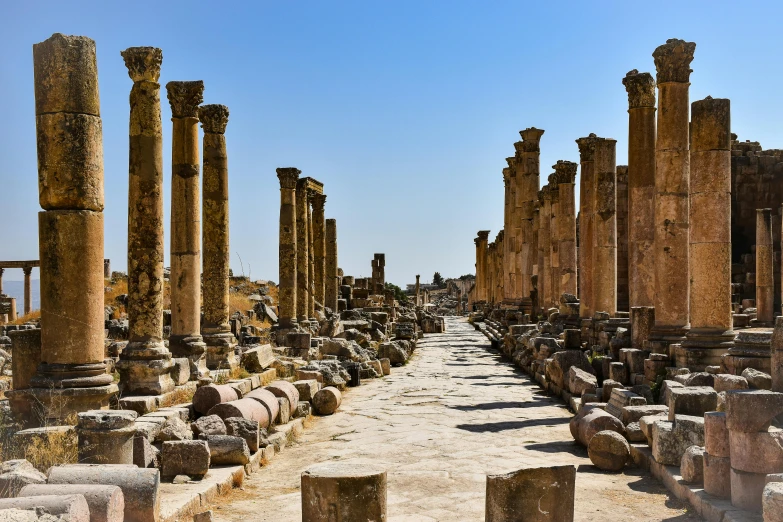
[3, 280, 40, 315]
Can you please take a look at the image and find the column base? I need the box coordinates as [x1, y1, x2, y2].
[647, 324, 689, 356]
[117, 340, 175, 396]
[204, 332, 238, 371]
[169, 334, 209, 380]
[722, 328, 773, 375]
[678, 328, 736, 370]
[7, 383, 118, 427]
[28, 361, 113, 389]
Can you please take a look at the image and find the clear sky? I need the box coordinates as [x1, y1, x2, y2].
[1, 1, 782, 287]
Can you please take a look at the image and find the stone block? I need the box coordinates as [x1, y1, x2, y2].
[704, 452, 731, 498]
[241, 344, 275, 373]
[619, 348, 646, 374]
[680, 445, 704, 484]
[639, 415, 668, 444]
[225, 417, 259, 453]
[572, 407, 624, 447]
[244, 388, 279, 428]
[485, 464, 575, 522]
[725, 389, 783, 433]
[200, 435, 250, 465]
[714, 374, 749, 393]
[0, 495, 90, 521]
[763, 482, 783, 522]
[380, 358, 391, 375]
[18, 484, 124, 522]
[276, 397, 291, 425]
[743, 367, 772, 390]
[301, 463, 387, 522]
[194, 511, 214, 522]
[731, 466, 766, 512]
[296, 369, 324, 383]
[683, 372, 715, 387]
[133, 435, 158, 468]
[9, 329, 40, 391]
[567, 366, 597, 396]
[601, 379, 623, 403]
[171, 358, 190, 386]
[191, 415, 227, 437]
[621, 405, 668, 426]
[651, 416, 705, 466]
[704, 411, 729, 458]
[0, 460, 46, 499]
[609, 362, 628, 384]
[548, 350, 594, 390]
[660, 380, 684, 407]
[208, 398, 269, 427]
[161, 440, 211, 479]
[729, 428, 783, 474]
[667, 386, 717, 421]
[77, 410, 137, 465]
[293, 380, 319, 402]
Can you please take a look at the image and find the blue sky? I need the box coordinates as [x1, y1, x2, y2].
[1, 1, 782, 287]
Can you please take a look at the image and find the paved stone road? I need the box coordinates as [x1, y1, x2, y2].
[217, 317, 700, 521]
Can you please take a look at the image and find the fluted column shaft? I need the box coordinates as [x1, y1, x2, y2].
[277, 168, 300, 328]
[200, 104, 237, 370]
[651, 39, 696, 344]
[623, 70, 657, 309]
[593, 138, 618, 316]
[119, 46, 174, 395]
[296, 180, 310, 321]
[166, 81, 207, 375]
[325, 219, 338, 311]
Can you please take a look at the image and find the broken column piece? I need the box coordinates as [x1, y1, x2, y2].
[301, 463, 387, 522]
[485, 465, 576, 522]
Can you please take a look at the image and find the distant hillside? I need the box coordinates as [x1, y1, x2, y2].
[3, 280, 40, 314]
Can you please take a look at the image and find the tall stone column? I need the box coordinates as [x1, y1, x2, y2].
[371, 254, 385, 294]
[520, 128, 545, 300]
[548, 175, 560, 306]
[117, 47, 174, 396]
[0, 268, 3, 296]
[311, 194, 327, 306]
[593, 137, 618, 316]
[623, 70, 657, 310]
[415, 275, 421, 306]
[555, 161, 578, 297]
[616, 166, 630, 312]
[277, 168, 300, 328]
[476, 231, 490, 302]
[531, 202, 540, 312]
[325, 219, 338, 311]
[14, 34, 117, 420]
[307, 191, 316, 317]
[166, 80, 207, 378]
[200, 104, 237, 371]
[649, 39, 696, 350]
[508, 156, 523, 302]
[296, 180, 310, 321]
[577, 135, 597, 318]
[538, 186, 552, 310]
[23, 267, 32, 316]
[757, 209, 775, 326]
[502, 166, 515, 302]
[682, 97, 734, 368]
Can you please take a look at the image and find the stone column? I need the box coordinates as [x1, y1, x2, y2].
[415, 275, 421, 306]
[531, 202, 540, 312]
[307, 191, 316, 318]
[371, 254, 385, 294]
[508, 156, 522, 302]
[311, 194, 326, 307]
[23, 267, 32, 316]
[538, 186, 552, 310]
[296, 180, 310, 321]
[520, 128, 545, 300]
[476, 231, 490, 302]
[14, 34, 117, 419]
[757, 209, 774, 326]
[0, 268, 4, 295]
[649, 39, 696, 349]
[200, 104, 238, 371]
[502, 166, 515, 302]
[277, 168, 300, 328]
[682, 96, 734, 367]
[577, 135, 597, 318]
[117, 47, 174, 396]
[623, 69, 657, 310]
[616, 166, 630, 312]
[555, 161, 578, 297]
[325, 219, 338, 311]
[166, 80, 207, 378]
[593, 137, 618, 316]
[548, 174, 560, 306]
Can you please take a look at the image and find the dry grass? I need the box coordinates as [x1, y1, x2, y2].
[229, 293, 254, 316]
[104, 278, 128, 319]
[21, 424, 78, 473]
[159, 385, 196, 408]
[9, 310, 41, 325]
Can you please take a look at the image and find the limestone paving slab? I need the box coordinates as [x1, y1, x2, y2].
[213, 318, 699, 521]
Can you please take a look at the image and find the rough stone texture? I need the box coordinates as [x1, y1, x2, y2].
[704, 452, 731, 499]
[0, 461, 46, 499]
[301, 463, 387, 522]
[680, 445, 704, 484]
[193, 384, 239, 415]
[743, 367, 773, 390]
[157, 417, 192, 442]
[191, 415, 226, 437]
[485, 464, 575, 522]
[161, 440, 210, 479]
[208, 398, 269, 426]
[572, 407, 624, 447]
[225, 417, 260, 453]
[763, 482, 783, 522]
[588, 430, 629, 472]
[729, 428, 783, 474]
[567, 366, 597, 396]
[0, 496, 89, 521]
[548, 350, 594, 389]
[293, 380, 319, 402]
[46, 464, 159, 522]
[651, 415, 704, 466]
[266, 380, 300, 412]
[312, 386, 342, 416]
[244, 388, 280, 428]
[714, 374, 749, 393]
[17, 484, 123, 522]
[731, 466, 766, 512]
[704, 411, 730, 458]
[667, 386, 717, 421]
[725, 389, 783, 432]
[277, 168, 300, 327]
[201, 435, 250, 465]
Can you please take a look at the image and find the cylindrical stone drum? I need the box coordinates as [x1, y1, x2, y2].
[19, 484, 124, 522]
[208, 397, 270, 426]
[301, 463, 387, 522]
[245, 388, 280, 428]
[266, 380, 299, 412]
[193, 383, 239, 415]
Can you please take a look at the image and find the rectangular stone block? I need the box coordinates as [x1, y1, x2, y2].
[9, 328, 41, 390]
[725, 389, 783, 433]
[704, 452, 731, 499]
[667, 386, 717, 421]
[485, 465, 575, 522]
[293, 380, 319, 402]
[621, 405, 669, 425]
[651, 415, 705, 466]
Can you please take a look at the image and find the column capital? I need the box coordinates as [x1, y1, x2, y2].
[166, 81, 205, 118]
[121, 47, 162, 82]
[199, 104, 229, 134]
[622, 69, 656, 109]
[277, 167, 301, 189]
[576, 134, 598, 162]
[497, 230, 505, 242]
[477, 230, 490, 241]
[519, 127, 545, 151]
[539, 185, 552, 204]
[513, 141, 524, 159]
[311, 193, 327, 210]
[502, 167, 512, 184]
[505, 156, 517, 171]
[553, 160, 578, 184]
[653, 39, 696, 83]
[22, 267, 33, 276]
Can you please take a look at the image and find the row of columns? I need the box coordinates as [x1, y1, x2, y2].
[277, 170, 338, 329]
[0, 267, 34, 316]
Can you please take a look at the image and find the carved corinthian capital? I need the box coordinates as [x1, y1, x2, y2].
[199, 104, 229, 134]
[121, 47, 162, 83]
[622, 69, 656, 109]
[166, 81, 205, 118]
[653, 39, 696, 83]
[553, 160, 578, 184]
[276, 168, 301, 189]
